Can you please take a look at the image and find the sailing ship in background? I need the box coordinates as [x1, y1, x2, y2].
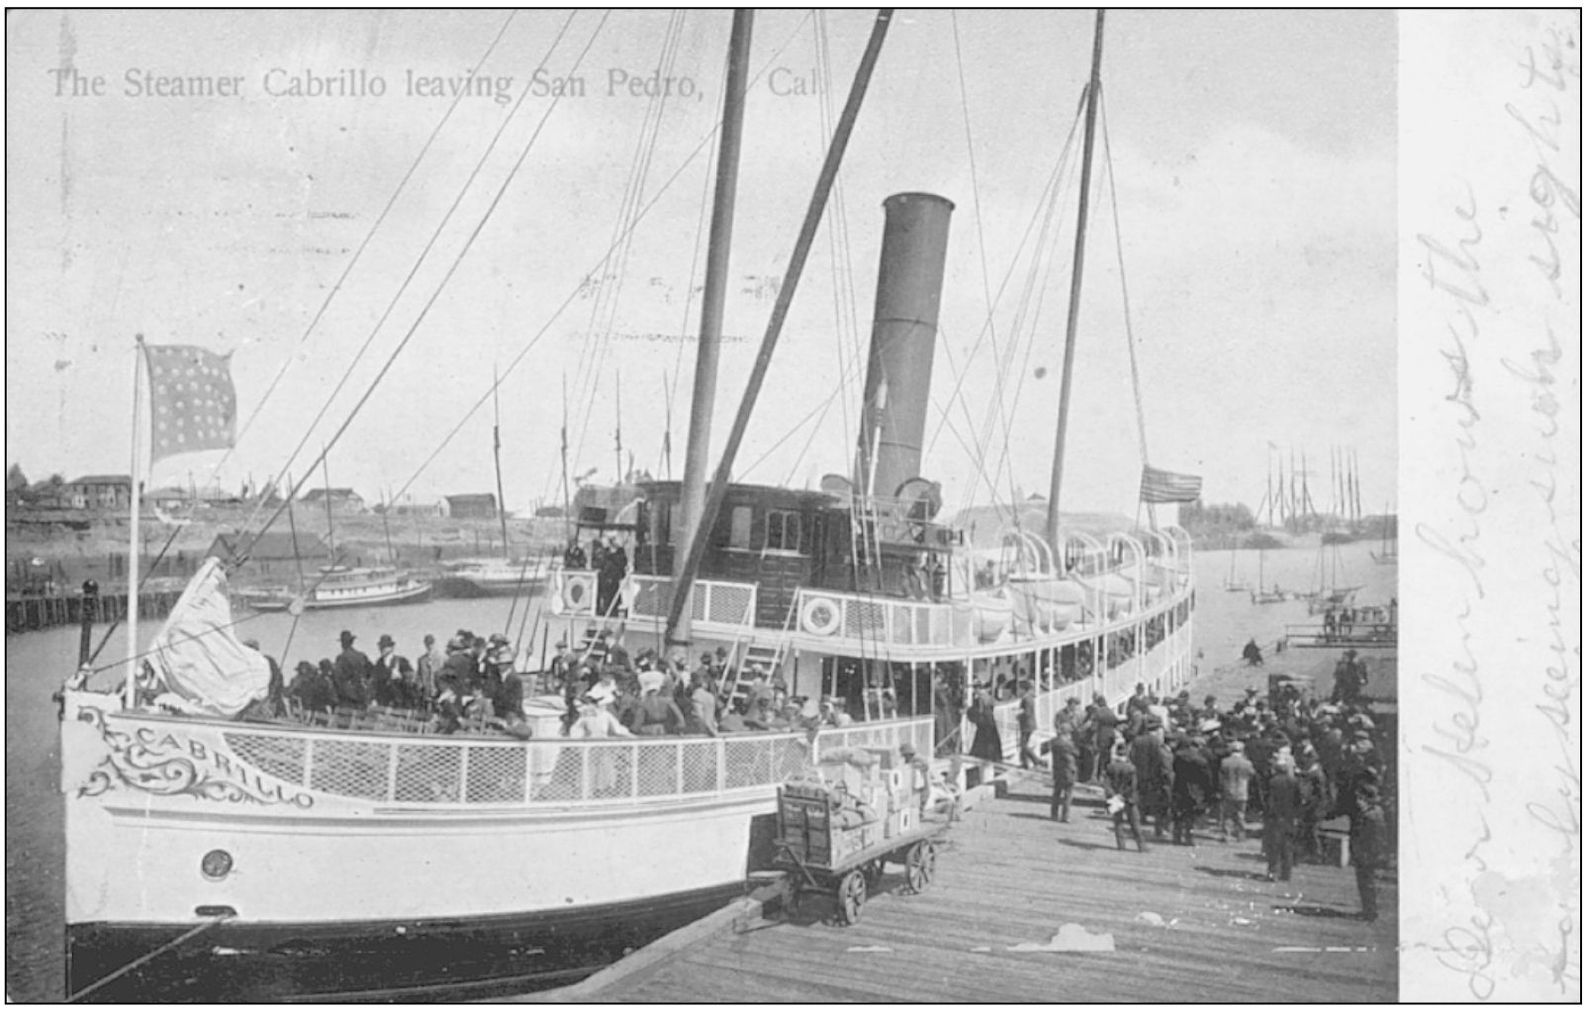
[1220, 539, 1250, 592]
[1248, 544, 1285, 605]
[1302, 536, 1360, 614]
[1369, 502, 1397, 564]
[59, 9, 1198, 1001]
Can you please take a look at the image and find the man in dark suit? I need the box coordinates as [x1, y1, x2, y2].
[1263, 756, 1302, 882]
[1345, 771, 1387, 921]
[331, 630, 371, 708]
[371, 633, 415, 708]
[1130, 716, 1174, 840]
[1171, 734, 1213, 845]
[1105, 745, 1148, 852]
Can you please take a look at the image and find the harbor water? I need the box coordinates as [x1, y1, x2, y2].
[4, 544, 1394, 1001]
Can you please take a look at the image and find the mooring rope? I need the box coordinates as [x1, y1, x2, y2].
[66, 912, 233, 1003]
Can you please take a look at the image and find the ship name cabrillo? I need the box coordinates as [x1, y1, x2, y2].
[264, 67, 388, 98]
[78, 708, 315, 809]
[130, 728, 315, 808]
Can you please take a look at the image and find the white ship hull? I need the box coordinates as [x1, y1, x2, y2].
[62, 563, 1194, 998]
[435, 559, 549, 598]
[61, 698, 935, 999]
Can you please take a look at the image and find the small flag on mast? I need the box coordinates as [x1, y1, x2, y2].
[1139, 465, 1202, 504]
[144, 344, 237, 462]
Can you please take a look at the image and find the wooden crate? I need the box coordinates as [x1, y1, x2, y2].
[884, 805, 919, 840]
[779, 787, 889, 867]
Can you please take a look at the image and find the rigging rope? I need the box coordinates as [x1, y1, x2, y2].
[388, 40, 810, 509]
[1099, 93, 1152, 467]
[87, 15, 530, 665]
[546, 12, 814, 494]
[928, 98, 1085, 523]
[569, 12, 688, 476]
[966, 82, 1098, 529]
[231, 12, 523, 484]
[664, 92, 721, 479]
[948, 10, 1024, 516]
[242, 11, 585, 546]
[238, 12, 611, 565]
[815, 10, 867, 472]
[980, 115, 1083, 513]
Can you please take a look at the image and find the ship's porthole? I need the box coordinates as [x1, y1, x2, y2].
[201, 849, 234, 881]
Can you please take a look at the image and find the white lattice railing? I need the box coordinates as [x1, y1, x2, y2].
[627, 575, 757, 626]
[221, 716, 936, 809]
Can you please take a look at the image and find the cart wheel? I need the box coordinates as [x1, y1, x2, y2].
[862, 859, 885, 889]
[777, 875, 800, 918]
[904, 840, 936, 894]
[837, 869, 868, 926]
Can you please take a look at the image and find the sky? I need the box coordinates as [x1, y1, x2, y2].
[4, 9, 1397, 518]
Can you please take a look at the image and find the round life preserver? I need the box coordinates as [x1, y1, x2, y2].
[800, 595, 841, 636]
[563, 572, 595, 613]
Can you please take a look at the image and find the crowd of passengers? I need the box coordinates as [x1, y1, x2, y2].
[257, 625, 877, 740]
[1038, 665, 1389, 868]
[553, 628, 884, 738]
[262, 628, 532, 735]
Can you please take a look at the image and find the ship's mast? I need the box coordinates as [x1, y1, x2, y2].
[321, 448, 336, 561]
[559, 373, 571, 544]
[666, 10, 893, 645]
[124, 338, 146, 707]
[670, 8, 755, 648]
[1044, 9, 1106, 554]
[613, 369, 624, 483]
[492, 364, 510, 557]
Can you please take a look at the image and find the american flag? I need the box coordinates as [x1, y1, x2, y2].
[1139, 465, 1202, 504]
[144, 344, 237, 462]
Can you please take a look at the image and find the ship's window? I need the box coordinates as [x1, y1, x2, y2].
[765, 509, 801, 552]
[729, 505, 752, 549]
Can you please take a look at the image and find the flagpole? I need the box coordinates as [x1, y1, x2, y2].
[125, 336, 146, 708]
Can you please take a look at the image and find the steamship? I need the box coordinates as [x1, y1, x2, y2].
[60, 11, 1194, 1002]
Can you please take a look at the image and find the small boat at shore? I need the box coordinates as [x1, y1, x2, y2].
[434, 556, 548, 598]
[243, 564, 433, 611]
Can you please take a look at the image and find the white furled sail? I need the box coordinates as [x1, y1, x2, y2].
[149, 557, 270, 716]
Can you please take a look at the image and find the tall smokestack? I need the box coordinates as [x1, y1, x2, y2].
[855, 192, 954, 499]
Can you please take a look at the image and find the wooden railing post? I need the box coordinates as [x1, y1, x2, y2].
[385, 741, 399, 802]
[524, 743, 535, 804]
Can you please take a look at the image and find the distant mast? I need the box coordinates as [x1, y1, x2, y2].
[492, 365, 510, 557]
[670, 9, 754, 649]
[1044, 9, 1106, 554]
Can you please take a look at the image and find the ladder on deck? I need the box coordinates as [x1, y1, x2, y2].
[721, 595, 799, 712]
[849, 496, 882, 592]
[574, 587, 629, 665]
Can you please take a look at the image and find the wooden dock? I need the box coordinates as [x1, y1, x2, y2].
[4, 588, 183, 635]
[526, 779, 1396, 1003]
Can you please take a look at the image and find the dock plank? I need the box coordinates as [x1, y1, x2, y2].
[567, 784, 1397, 1003]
